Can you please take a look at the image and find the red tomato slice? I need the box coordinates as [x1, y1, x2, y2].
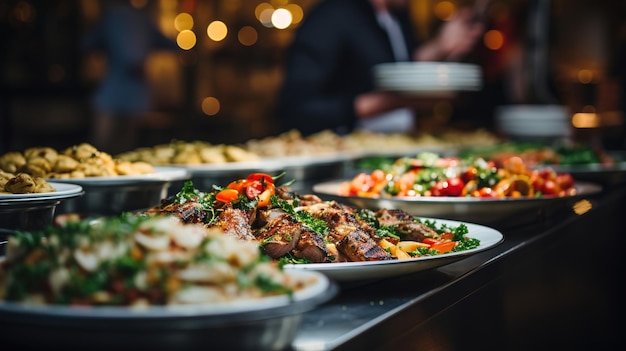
[245, 180, 264, 199]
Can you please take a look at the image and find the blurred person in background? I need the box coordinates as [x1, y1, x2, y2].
[83, 0, 177, 155]
[275, 0, 484, 136]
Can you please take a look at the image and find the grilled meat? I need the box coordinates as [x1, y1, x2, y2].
[256, 212, 329, 262]
[275, 186, 324, 206]
[303, 201, 393, 261]
[145, 197, 209, 225]
[375, 208, 438, 242]
[295, 228, 329, 263]
[214, 207, 256, 241]
[144, 187, 417, 263]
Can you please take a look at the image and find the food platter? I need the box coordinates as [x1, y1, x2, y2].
[284, 218, 503, 282]
[0, 183, 84, 231]
[312, 180, 603, 225]
[49, 167, 191, 215]
[0, 270, 337, 350]
[168, 155, 350, 194]
[45, 166, 191, 186]
[538, 161, 626, 186]
[0, 183, 83, 202]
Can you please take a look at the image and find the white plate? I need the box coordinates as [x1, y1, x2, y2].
[284, 218, 503, 282]
[46, 167, 190, 186]
[0, 270, 337, 350]
[374, 62, 482, 73]
[0, 270, 332, 320]
[0, 183, 83, 202]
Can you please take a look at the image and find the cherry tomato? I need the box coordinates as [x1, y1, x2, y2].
[541, 179, 560, 196]
[462, 167, 478, 183]
[245, 180, 264, 199]
[445, 177, 465, 196]
[216, 188, 239, 203]
[477, 187, 498, 198]
[555, 173, 575, 190]
[430, 181, 446, 197]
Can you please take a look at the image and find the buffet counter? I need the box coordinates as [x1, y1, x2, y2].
[289, 182, 623, 351]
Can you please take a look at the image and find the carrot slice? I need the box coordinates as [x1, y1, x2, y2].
[430, 241, 457, 254]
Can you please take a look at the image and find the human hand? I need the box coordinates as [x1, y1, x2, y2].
[355, 91, 455, 119]
[414, 7, 485, 62]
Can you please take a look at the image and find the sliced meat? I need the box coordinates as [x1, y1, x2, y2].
[145, 199, 209, 225]
[256, 212, 329, 263]
[375, 208, 438, 242]
[337, 230, 393, 262]
[294, 229, 329, 263]
[255, 213, 302, 259]
[214, 207, 256, 241]
[256, 208, 288, 227]
[303, 201, 392, 261]
[275, 186, 323, 206]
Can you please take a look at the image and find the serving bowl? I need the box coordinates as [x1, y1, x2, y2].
[52, 167, 190, 216]
[0, 183, 83, 231]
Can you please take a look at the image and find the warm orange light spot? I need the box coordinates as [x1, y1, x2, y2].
[176, 30, 196, 50]
[285, 4, 304, 24]
[202, 97, 220, 116]
[434, 1, 456, 21]
[572, 113, 599, 128]
[577, 69, 594, 84]
[483, 30, 504, 50]
[238, 26, 258, 46]
[207, 21, 228, 41]
[174, 13, 194, 31]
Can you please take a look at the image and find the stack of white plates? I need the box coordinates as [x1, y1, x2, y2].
[495, 104, 572, 139]
[373, 62, 483, 94]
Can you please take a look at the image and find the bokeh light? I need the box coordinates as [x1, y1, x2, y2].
[177, 29, 196, 50]
[483, 30, 504, 50]
[285, 4, 303, 24]
[259, 8, 274, 28]
[201, 97, 221, 116]
[271, 8, 292, 29]
[207, 21, 228, 41]
[577, 69, 594, 84]
[174, 13, 194, 31]
[255, 3, 273, 21]
[238, 26, 258, 46]
[434, 1, 456, 21]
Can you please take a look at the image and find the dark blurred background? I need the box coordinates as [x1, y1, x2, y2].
[1, 0, 625, 154]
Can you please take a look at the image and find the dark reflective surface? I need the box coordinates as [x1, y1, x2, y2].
[290, 184, 623, 351]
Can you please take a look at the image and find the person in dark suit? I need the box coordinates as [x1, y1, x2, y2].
[275, 0, 484, 136]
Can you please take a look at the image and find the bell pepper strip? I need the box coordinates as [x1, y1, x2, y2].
[215, 188, 239, 203]
[256, 183, 276, 208]
[227, 179, 248, 192]
[430, 241, 457, 254]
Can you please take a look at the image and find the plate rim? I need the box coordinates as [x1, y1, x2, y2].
[45, 167, 191, 186]
[283, 218, 504, 280]
[0, 270, 334, 322]
[0, 183, 84, 202]
[312, 179, 602, 205]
